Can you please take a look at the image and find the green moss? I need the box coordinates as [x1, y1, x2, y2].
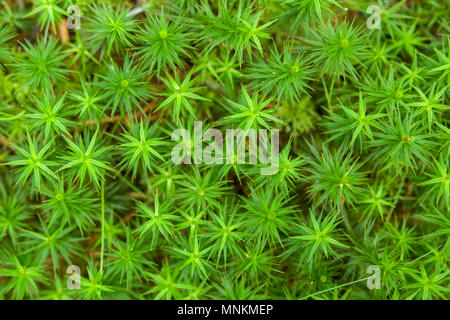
[0, 0, 448, 301]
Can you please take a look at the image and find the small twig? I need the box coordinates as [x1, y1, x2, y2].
[59, 19, 69, 43]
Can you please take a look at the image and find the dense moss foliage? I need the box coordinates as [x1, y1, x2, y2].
[0, 0, 448, 300]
